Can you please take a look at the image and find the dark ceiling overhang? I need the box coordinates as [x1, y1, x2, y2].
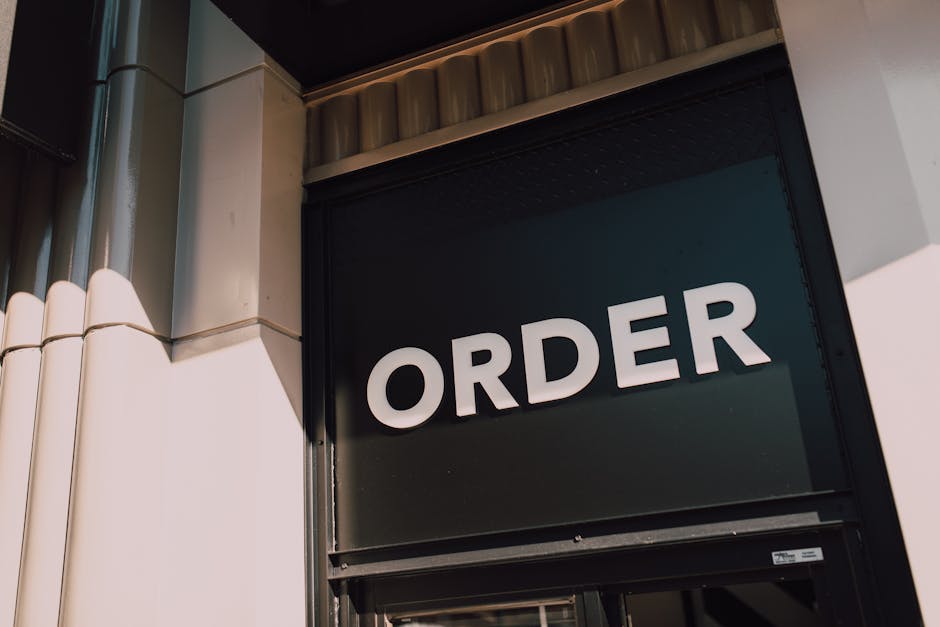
[210, 0, 571, 89]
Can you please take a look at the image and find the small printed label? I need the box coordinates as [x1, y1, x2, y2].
[771, 547, 824, 565]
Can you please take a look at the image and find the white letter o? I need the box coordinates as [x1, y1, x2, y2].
[367, 347, 445, 429]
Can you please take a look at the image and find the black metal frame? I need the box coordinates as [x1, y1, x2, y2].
[361, 527, 868, 626]
[303, 45, 921, 627]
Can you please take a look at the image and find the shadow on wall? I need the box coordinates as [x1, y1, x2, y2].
[0, 134, 302, 417]
[0, 136, 25, 338]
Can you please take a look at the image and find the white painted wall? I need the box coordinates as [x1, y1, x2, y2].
[777, 0, 940, 623]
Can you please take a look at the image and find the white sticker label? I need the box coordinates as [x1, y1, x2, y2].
[771, 547, 824, 565]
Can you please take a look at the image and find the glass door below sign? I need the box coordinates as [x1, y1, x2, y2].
[610, 579, 830, 626]
[383, 577, 836, 627]
[388, 598, 577, 627]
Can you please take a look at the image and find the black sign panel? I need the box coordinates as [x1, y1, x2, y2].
[322, 83, 847, 551]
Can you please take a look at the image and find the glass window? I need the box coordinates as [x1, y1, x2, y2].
[389, 598, 577, 627]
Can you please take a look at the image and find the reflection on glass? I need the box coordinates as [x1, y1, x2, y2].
[389, 598, 577, 627]
[623, 579, 830, 627]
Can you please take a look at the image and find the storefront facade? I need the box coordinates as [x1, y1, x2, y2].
[0, 0, 938, 625]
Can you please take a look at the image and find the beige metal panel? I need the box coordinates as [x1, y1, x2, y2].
[13, 337, 82, 627]
[521, 26, 571, 100]
[321, 94, 358, 163]
[90, 0, 114, 82]
[4, 154, 55, 304]
[59, 325, 171, 627]
[0, 347, 41, 627]
[186, 0, 261, 92]
[659, 0, 719, 57]
[358, 82, 398, 152]
[479, 41, 526, 115]
[259, 70, 305, 338]
[85, 69, 183, 337]
[185, 0, 299, 95]
[2, 292, 43, 354]
[13, 82, 107, 627]
[0, 138, 24, 355]
[713, 0, 775, 42]
[62, 322, 304, 627]
[843, 245, 940, 626]
[174, 70, 263, 337]
[107, 0, 189, 91]
[0, 157, 45, 615]
[42, 84, 106, 340]
[174, 67, 304, 339]
[777, 0, 940, 621]
[564, 11, 617, 87]
[863, 0, 940, 247]
[610, 0, 668, 72]
[777, 0, 937, 281]
[0, 0, 15, 112]
[437, 55, 482, 127]
[164, 323, 304, 626]
[2, 154, 54, 352]
[396, 69, 439, 140]
[305, 103, 321, 168]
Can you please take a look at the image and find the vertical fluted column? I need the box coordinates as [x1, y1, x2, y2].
[437, 55, 481, 127]
[564, 11, 617, 87]
[83, 68, 183, 335]
[713, 0, 775, 41]
[521, 26, 571, 100]
[305, 104, 321, 169]
[660, 0, 719, 56]
[59, 1, 187, 625]
[321, 94, 358, 163]
[0, 152, 55, 627]
[0, 138, 24, 357]
[397, 69, 438, 139]
[358, 82, 398, 152]
[479, 41, 525, 115]
[610, 0, 668, 72]
[14, 80, 105, 627]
